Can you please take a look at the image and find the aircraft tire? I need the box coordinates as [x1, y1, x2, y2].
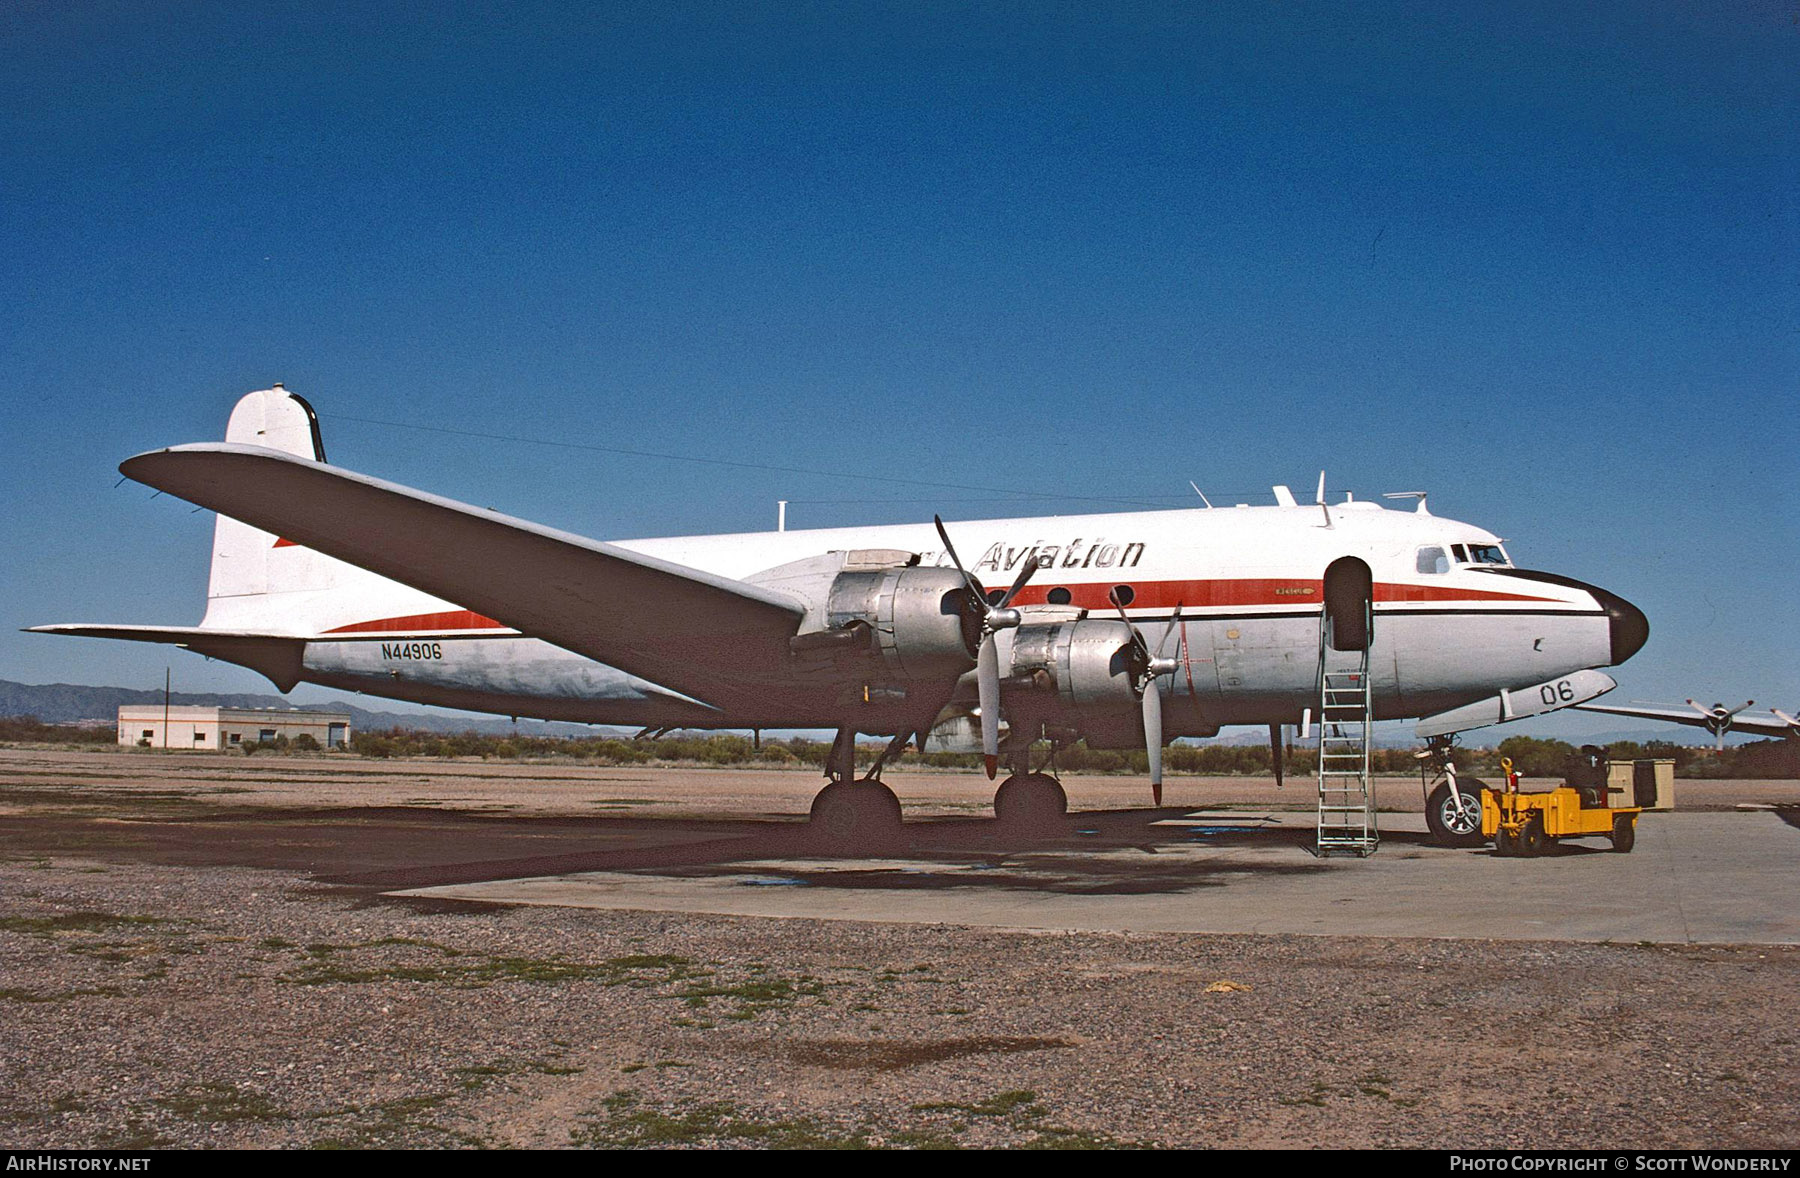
[994, 772, 1068, 830]
[1425, 779, 1488, 848]
[809, 778, 903, 849]
[1610, 813, 1636, 854]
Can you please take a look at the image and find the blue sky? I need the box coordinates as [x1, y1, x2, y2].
[3, 1, 1795, 737]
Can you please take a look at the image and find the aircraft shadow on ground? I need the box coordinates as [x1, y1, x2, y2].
[0, 794, 1439, 900]
[313, 807, 1437, 899]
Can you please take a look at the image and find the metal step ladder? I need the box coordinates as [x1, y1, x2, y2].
[1314, 604, 1379, 856]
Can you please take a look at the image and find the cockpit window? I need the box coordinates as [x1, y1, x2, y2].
[1415, 546, 1449, 575]
[1465, 544, 1508, 565]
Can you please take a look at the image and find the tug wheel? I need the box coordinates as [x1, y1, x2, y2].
[1518, 812, 1547, 857]
[1610, 813, 1636, 854]
[1494, 825, 1520, 857]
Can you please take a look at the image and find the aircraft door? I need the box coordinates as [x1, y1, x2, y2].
[1323, 557, 1374, 652]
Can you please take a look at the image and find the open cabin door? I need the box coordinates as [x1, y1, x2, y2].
[1323, 556, 1373, 652]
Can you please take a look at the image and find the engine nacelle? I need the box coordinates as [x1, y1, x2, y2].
[1008, 618, 1141, 712]
[825, 565, 978, 683]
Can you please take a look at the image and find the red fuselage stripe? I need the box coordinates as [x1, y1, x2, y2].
[321, 579, 1559, 635]
[998, 578, 1554, 611]
[324, 609, 509, 634]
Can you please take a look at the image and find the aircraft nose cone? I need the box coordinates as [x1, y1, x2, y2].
[1592, 585, 1648, 665]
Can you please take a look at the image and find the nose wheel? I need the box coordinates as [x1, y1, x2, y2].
[1425, 777, 1488, 848]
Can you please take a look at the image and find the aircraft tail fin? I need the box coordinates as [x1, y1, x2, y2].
[201, 388, 345, 628]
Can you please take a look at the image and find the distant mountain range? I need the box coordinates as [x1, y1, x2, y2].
[0, 679, 619, 738]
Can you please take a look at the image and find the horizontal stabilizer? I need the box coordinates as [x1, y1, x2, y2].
[28, 625, 307, 692]
[118, 444, 808, 707]
[28, 624, 288, 643]
[1415, 669, 1616, 739]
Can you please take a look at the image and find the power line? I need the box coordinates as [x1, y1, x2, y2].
[331, 413, 1178, 509]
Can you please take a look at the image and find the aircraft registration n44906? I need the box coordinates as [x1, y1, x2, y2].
[33, 387, 1648, 837]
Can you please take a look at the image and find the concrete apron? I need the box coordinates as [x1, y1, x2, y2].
[394, 811, 1800, 945]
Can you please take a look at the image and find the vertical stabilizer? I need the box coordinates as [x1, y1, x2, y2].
[203, 388, 341, 622]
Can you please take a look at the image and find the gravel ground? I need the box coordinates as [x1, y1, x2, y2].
[1, 747, 1796, 1150]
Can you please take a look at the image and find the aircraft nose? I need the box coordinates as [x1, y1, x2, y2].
[1592, 584, 1648, 665]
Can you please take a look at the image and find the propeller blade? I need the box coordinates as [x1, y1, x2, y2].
[1725, 700, 1755, 718]
[996, 551, 1039, 609]
[1685, 699, 1714, 718]
[977, 634, 1000, 779]
[1107, 587, 1149, 666]
[1270, 723, 1284, 789]
[933, 515, 983, 600]
[1144, 681, 1163, 805]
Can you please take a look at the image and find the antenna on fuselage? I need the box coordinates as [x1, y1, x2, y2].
[1315, 471, 1332, 528]
[1187, 481, 1213, 509]
[1383, 491, 1430, 515]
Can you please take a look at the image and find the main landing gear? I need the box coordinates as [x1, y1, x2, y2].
[807, 728, 906, 849]
[991, 735, 1069, 832]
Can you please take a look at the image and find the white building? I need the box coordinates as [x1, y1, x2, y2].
[118, 706, 351, 751]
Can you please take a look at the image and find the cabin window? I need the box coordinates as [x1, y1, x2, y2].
[1111, 585, 1136, 606]
[1415, 546, 1449, 575]
[1047, 587, 1072, 605]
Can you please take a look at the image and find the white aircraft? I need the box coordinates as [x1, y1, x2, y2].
[1573, 699, 1800, 750]
[34, 388, 1649, 841]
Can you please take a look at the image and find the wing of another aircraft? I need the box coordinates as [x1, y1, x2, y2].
[119, 444, 808, 709]
[1573, 702, 1800, 740]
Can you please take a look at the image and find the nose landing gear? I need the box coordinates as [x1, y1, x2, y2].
[1418, 736, 1488, 848]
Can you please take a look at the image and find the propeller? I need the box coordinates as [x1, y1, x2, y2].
[1772, 708, 1800, 737]
[1687, 698, 1754, 752]
[934, 515, 1038, 778]
[1108, 589, 1181, 804]
[1270, 723, 1285, 789]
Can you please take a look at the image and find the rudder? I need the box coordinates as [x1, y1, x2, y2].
[203, 387, 340, 620]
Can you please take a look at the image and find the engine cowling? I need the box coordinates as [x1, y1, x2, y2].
[824, 565, 978, 683]
[1007, 618, 1142, 712]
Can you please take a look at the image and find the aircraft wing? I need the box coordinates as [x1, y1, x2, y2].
[119, 444, 808, 707]
[1572, 702, 1799, 740]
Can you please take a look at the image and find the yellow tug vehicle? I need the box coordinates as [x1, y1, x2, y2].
[1483, 755, 1641, 856]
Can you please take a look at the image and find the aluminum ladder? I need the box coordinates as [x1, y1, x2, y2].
[1314, 604, 1379, 856]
